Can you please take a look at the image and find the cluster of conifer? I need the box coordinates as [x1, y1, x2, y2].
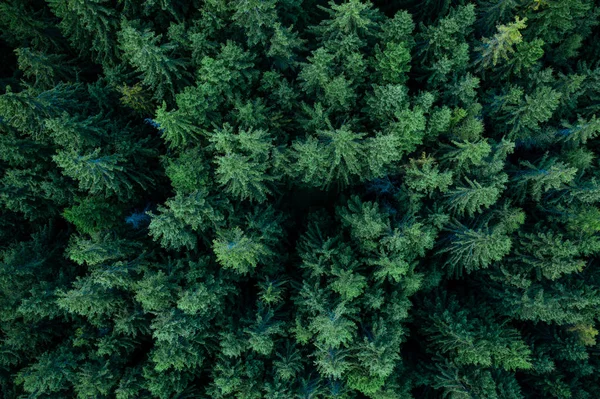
[1, 0, 600, 398]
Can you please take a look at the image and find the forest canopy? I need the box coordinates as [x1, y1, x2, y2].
[1, 0, 600, 398]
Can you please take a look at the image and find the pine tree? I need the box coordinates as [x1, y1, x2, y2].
[312, 0, 381, 45]
[338, 195, 389, 252]
[213, 227, 270, 274]
[211, 124, 276, 202]
[517, 230, 587, 280]
[0, 2, 58, 50]
[476, 16, 528, 69]
[44, 112, 104, 150]
[445, 178, 501, 217]
[418, 293, 532, 370]
[291, 124, 366, 188]
[148, 207, 197, 250]
[375, 41, 411, 84]
[53, 148, 150, 199]
[267, 23, 305, 70]
[404, 154, 454, 196]
[63, 196, 123, 235]
[513, 156, 577, 201]
[15, 47, 75, 89]
[490, 85, 562, 139]
[416, 4, 476, 86]
[153, 102, 201, 148]
[16, 346, 80, 397]
[118, 20, 187, 98]
[47, 0, 118, 62]
[441, 221, 512, 276]
[0, 83, 81, 136]
[231, 0, 278, 47]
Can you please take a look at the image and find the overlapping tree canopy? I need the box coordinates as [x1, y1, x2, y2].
[1, 0, 600, 398]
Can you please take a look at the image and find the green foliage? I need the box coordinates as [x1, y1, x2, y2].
[445, 178, 501, 216]
[15, 48, 75, 88]
[476, 16, 527, 68]
[441, 222, 512, 276]
[213, 227, 270, 274]
[63, 196, 122, 235]
[313, 0, 380, 44]
[268, 23, 305, 69]
[44, 112, 104, 150]
[211, 124, 276, 202]
[518, 230, 587, 280]
[148, 207, 197, 250]
[310, 303, 356, 349]
[491, 85, 562, 139]
[47, 0, 118, 62]
[163, 148, 209, 193]
[405, 154, 453, 196]
[513, 156, 577, 201]
[65, 232, 137, 266]
[3, 2, 600, 399]
[338, 196, 389, 251]
[419, 293, 532, 370]
[416, 4, 476, 85]
[118, 20, 187, 98]
[0, 84, 80, 135]
[0, 2, 56, 50]
[16, 347, 80, 397]
[154, 102, 200, 148]
[118, 83, 154, 115]
[197, 41, 256, 100]
[291, 124, 366, 187]
[135, 271, 175, 312]
[376, 42, 411, 84]
[53, 148, 149, 199]
[232, 0, 278, 47]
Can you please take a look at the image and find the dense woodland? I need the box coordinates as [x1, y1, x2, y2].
[1, 0, 600, 398]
